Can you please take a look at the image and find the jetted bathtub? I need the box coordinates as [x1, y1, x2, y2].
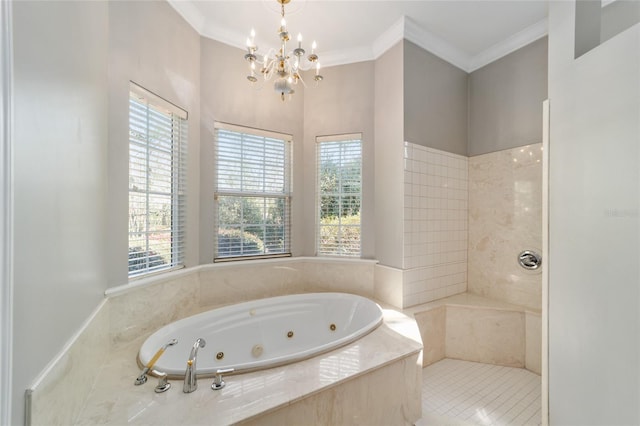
[138, 292, 384, 378]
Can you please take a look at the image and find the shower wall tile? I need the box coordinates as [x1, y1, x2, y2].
[403, 143, 468, 307]
[468, 143, 542, 310]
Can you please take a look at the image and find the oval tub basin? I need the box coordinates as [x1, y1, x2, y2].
[138, 292, 384, 377]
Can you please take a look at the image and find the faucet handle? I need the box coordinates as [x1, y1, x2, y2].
[211, 368, 235, 390]
[135, 339, 178, 386]
[153, 370, 171, 393]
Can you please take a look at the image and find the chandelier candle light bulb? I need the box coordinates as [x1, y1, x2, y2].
[244, 0, 323, 101]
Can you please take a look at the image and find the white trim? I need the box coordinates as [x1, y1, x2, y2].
[166, 1, 548, 72]
[403, 16, 471, 72]
[129, 81, 187, 119]
[166, 0, 206, 37]
[27, 300, 108, 391]
[214, 121, 293, 142]
[541, 99, 550, 426]
[371, 15, 406, 60]
[319, 46, 375, 68]
[468, 19, 548, 72]
[316, 132, 362, 143]
[0, 0, 13, 423]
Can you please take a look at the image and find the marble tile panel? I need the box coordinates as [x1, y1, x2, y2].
[198, 261, 306, 307]
[29, 301, 110, 426]
[414, 305, 446, 367]
[445, 306, 525, 368]
[302, 260, 375, 298]
[73, 307, 422, 426]
[374, 264, 404, 309]
[239, 353, 421, 426]
[468, 143, 543, 311]
[526, 311, 542, 375]
[108, 272, 200, 348]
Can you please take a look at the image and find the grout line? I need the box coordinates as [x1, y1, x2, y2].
[422, 359, 542, 426]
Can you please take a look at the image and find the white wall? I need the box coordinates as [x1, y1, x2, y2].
[1, 1, 13, 423]
[11, 2, 109, 424]
[548, 2, 640, 424]
[107, 0, 201, 287]
[374, 41, 405, 269]
[302, 61, 375, 258]
[198, 38, 305, 262]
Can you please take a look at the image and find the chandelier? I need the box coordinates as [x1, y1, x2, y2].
[244, 0, 323, 101]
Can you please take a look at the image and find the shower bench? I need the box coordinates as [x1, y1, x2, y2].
[404, 293, 541, 374]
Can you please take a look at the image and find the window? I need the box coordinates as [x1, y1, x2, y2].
[316, 134, 362, 257]
[128, 83, 187, 277]
[214, 123, 292, 260]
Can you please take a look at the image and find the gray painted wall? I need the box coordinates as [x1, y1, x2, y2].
[404, 40, 468, 156]
[199, 38, 305, 263]
[374, 41, 405, 268]
[549, 1, 639, 424]
[601, 0, 640, 42]
[468, 37, 548, 156]
[11, 2, 109, 424]
[302, 61, 375, 258]
[576, 0, 640, 58]
[107, 0, 201, 287]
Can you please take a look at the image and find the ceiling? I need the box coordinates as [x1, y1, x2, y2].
[168, 0, 548, 72]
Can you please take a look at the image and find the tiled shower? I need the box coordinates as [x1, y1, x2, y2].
[402, 141, 542, 311]
[403, 142, 469, 307]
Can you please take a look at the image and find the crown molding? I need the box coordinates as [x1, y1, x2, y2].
[467, 18, 548, 72]
[167, 0, 206, 36]
[403, 16, 472, 71]
[167, 1, 548, 73]
[200, 24, 250, 53]
[320, 46, 376, 68]
[371, 15, 406, 59]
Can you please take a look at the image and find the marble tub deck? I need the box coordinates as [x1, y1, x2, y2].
[74, 307, 423, 425]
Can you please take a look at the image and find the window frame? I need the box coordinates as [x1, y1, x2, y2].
[315, 133, 363, 258]
[213, 122, 293, 262]
[128, 82, 188, 279]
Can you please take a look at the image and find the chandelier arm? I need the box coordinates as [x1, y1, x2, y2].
[245, 0, 322, 99]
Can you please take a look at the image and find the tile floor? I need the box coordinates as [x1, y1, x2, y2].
[417, 359, 541, 426]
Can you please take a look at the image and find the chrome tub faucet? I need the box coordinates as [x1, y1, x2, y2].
[183, 338, 206, 393]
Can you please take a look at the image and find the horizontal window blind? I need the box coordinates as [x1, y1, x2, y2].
[316, 134, 362, 257]
[128, 83, 187, 277]
[214, 123, 292, 260]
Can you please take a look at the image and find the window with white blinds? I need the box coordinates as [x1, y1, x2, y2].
[214, 123, 292, 261]
[128, 83, 187, 278]
[316, 134, 362, 257]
